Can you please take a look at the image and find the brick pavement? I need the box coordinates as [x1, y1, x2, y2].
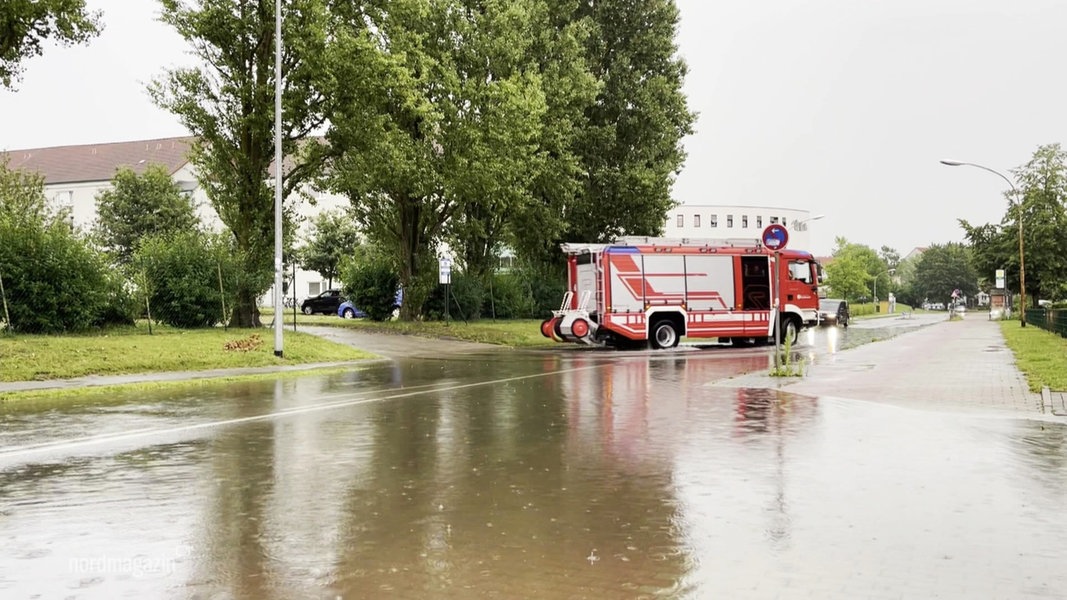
[723, 316, 1061, 418]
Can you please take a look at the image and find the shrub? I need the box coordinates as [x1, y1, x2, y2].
[132, 231, 238, 328]
[0, 220, 136, 333]
[340, 255, 400, 322]
[483, 271, 536, 319]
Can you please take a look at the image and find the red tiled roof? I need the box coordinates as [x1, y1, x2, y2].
[1, 137, 195, 185]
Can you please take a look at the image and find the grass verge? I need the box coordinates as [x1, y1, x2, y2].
[0, 325, 374, 382]
[321, 318, 557, 348]
[999, 321, 1067, 392]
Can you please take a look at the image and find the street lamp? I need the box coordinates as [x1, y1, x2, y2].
[273, 0, 284, 356]
[790, 214, 825, 231]
[940, 159, 1026, 327]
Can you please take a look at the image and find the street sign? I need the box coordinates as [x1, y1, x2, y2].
[996, 269, 1005, 289]
[439, 257, 452, 285]
[762, 224, 789, 251]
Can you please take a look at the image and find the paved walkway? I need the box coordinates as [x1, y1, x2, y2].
[720, 316, 1065, 418]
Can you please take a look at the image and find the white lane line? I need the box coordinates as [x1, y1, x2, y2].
[0, 364, 601, 461]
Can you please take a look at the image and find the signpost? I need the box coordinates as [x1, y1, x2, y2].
[762, 225, 790, 370]
[439, 257, 452, 323]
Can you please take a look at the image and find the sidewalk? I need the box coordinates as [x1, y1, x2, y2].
[721, 316, 1065, 418]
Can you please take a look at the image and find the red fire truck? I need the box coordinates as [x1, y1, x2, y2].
[540, 237, 823, 349]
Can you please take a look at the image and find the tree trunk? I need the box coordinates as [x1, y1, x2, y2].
[230, 285, 263, 328]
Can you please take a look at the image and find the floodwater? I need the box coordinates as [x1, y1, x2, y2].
[1, 319, 1065, 599]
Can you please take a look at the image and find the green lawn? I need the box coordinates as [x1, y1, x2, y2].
[0, 325, 374, 382]
[999, 321, 1067, 392]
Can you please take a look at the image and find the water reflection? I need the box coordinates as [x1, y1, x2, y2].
[1, 348, 1065, 599]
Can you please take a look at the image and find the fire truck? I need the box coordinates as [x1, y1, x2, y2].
[540, 237, 823, 349]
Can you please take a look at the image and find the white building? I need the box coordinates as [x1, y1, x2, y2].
[662, 204, 819, 251]
[2, 136, 348, 304]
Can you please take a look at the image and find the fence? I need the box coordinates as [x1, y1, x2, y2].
[1026, 308, 1067, 338]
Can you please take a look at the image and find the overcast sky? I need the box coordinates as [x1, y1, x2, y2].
[3, 0, 1067, 256]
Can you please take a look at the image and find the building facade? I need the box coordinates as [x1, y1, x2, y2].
[662, 204, 818, 250]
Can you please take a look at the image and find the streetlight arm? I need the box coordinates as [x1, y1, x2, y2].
[940, 160, 1018, 198]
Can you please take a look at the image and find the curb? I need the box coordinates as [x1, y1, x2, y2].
[1040, 386, 1067, 416]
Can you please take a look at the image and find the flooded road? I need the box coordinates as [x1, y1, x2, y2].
[2, 317, 1065, 599]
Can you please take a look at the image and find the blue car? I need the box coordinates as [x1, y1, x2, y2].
[337, 300, 366, 319]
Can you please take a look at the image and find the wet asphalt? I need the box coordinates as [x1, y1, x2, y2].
[0, 313, 1065, 599]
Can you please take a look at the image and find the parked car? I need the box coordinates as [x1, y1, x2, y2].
[337, 300, 366, 319]
[818, 298, 850, 327]
[300, 289, 344, 315]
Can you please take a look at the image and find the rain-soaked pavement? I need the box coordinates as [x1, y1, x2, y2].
[1, 315, 1066, 599]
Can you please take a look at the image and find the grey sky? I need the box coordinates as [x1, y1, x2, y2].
[3, 0, 1067, 256]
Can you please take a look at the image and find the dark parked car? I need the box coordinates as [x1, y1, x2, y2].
[818, 298, 850, 327]
[300, 289, 344, 315]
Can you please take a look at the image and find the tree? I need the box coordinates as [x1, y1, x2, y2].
[299, 208, 361, 290]
[0, 0, 101, 89]
[1011, 143, 1067, 302]
[962, 144, 1067, 304]
[823, 255, 869, 302]
[912, 243, 978, 306]
[94, 165, 200, 264]
[151, 0, 331, 327]
[831, 237, 886, 300]
[562, 0, 695, 244]
[323, 0, 548, 319]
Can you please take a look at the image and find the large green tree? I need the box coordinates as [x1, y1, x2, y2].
[962, 143, 1067, 305]
[323, 0, 548, 319]
[563, 0, 694, 244]
[151, 0, 330, 327]
[94, 164, 200, 264]
[0, 0, 101, 89]
[911, 243, 978, 306]
[298, 208, 361, 290]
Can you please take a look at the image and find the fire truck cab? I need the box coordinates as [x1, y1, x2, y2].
[541, 237, 822, 349]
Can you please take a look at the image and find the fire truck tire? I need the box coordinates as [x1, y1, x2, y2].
[650, 320, 679, 349]
[779, 317, 800, 346]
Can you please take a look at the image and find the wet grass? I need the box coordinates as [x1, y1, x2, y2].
[0, 325, 374, 383]
[999, 321, 1067, 392]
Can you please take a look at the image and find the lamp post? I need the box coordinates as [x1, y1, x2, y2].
[940, 159, 1026, 327]
[790, 214, 825, 232]
[273, 0, 284, 356]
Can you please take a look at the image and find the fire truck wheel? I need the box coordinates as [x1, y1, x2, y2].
[650, 320, 679, 349]
[779, 317, 799, 346]
[540, 318, 557, 339]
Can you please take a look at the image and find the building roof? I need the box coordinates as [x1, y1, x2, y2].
[1, 137, 195, 185]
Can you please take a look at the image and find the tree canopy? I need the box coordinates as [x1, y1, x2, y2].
[94, 165, 200, 264]
[298, 208, 361, 290]
[0, 0, 101, 89]
[151, 0, 330, 327]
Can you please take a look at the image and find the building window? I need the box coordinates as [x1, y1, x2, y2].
[694, 214, 701, 228]
[742, 215, 749, 228]
[756, 215, 763, 228]
[308, 281, 321, 296]
[782, 216, 787, 225]
[770, 216, 779, 224]
[727, 214, 734, 228]
[710, 214, 718, 227]
[676, 214, 684, 228]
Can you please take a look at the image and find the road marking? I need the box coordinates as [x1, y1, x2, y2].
[0, 364, 604, 462]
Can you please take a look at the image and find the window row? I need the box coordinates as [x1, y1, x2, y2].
[675, 214, 790, 229]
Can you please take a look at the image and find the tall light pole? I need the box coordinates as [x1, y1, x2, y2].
[790, 214, 825, 232]
[940, 159, 1026, 327]
[273, 0, 284, 356]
